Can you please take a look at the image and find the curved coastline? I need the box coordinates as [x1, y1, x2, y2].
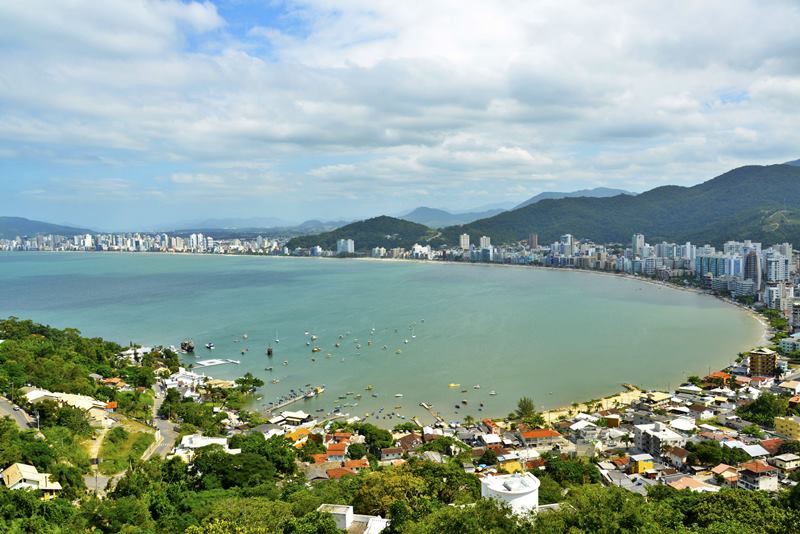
[4, 250, 770, 421]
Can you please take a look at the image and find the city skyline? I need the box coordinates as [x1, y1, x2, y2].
[2, 1, 800, 229]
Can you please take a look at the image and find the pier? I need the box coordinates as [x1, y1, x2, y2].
[419, 402, 446, 425]
[193, 358, 241, 368]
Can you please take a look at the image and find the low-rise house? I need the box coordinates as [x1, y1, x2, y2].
[518, 428, 562, 449]
[737, 461, 779, 492]
[282, 410, 313, 426]
[721, 440, 769, 459]
[760, 438, 784, 456]
[667, 476, 720, 493]
[629, 454, 654, 474]
[380, 447, 403, 461]
[480, 433, 503, 449]
[1, 463, 62, 500]
[173, 434, 241, 461]
[778, 380, 800, 395]
[710, 464, 738, 487]
[343, 458, 370, 473]
[317, 504, 389, 534]
[396, 432, 422, 452]
[326, 442, 348, 462]
[667, 447, 690, 470]
[770, 453, 800, 471]
[326, 467, 356, 480]
[633, 422, 686, 456]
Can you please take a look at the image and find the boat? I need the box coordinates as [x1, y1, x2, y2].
[205, 342, 215, 350]
[335, 342, 340, 348]
[315, 386, 325, 394]
[448, 383, 460, 388]
[356, 344, 361, 349]
[243, 334, 248, 339]
[371, 393, 378, 398]
[306, 341, 311, 346]
[304, 331, 309, 336]
[266, 345, 273, 356]
[461, 389, 467, 393]
[310, 335, 318, 341]
[305, 391, 316, 399]
[271, 378, 280, 384]
[473, 384, 480, 389]
[489, 390, 497, 396]
[395, 393, 404, 398]
[312, 347, 321, 353]
[395, 349, 402, 354]
[274, 331, 279, 343]
[365, 385, 373, 390]
[265, 367, 273, 371]
[282, 360, 288, 366]
[404, 339, 409, 344]
[461, 399, 468, 404]
[180, 340, 195, 353]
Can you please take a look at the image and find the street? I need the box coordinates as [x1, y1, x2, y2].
[0, 396, 33, 429]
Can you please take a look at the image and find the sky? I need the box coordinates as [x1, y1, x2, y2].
[1, 0, 799, 230]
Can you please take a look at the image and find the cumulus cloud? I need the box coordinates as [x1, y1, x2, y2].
[1, 0, 800, 226]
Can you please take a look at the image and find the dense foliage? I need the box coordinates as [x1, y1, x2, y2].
[287, 216, 436, 252]
[432, 164, 800, 246]
[736, 392, 790, 427]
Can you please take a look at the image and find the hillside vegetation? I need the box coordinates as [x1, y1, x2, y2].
[437, 164, 800, 246]
[0, 216, 92, 239]
[287, 215, 436, 251]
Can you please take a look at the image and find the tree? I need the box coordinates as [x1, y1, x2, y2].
[347, 443, 367, 460]
[736, 393, 788, 427]
[741, 424, 764, 438]
[687, 375, 703, 386]
[778, 440, 800, 455]
[462, 415, 475, 428]
[516, 397, 536, 419]
[353, 469, 427, 516]
[478, 449, 497, 465]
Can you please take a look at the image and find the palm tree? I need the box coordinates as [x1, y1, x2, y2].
[463, 415, 475, 428]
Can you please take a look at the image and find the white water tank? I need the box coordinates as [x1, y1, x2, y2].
[480, 472, 540, 515]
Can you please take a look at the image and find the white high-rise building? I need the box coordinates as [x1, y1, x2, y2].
[459, 233, 470, 250]
[336, 239, 355, 255]
[479, 236, 491, 250]
[632, 233, 645, 257]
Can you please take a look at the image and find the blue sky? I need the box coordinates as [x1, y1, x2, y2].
[1, 0, 799, 230]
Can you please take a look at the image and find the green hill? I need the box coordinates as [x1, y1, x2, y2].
[287, 215, 436, 251]
[436, 164, 800, 246]
[0, 216, 93, 239]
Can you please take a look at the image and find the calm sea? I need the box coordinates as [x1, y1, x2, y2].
[0, 252, 763, 425]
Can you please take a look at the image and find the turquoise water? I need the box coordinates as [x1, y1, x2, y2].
[0, 252, 763, 425]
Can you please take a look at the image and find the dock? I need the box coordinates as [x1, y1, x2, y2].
[264, 387, 324, 414]
[419, 402, 446, 425]
[193, 358, 240, 368]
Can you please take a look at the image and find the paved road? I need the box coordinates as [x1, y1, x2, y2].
[0, 396, 33, 429]
[149, 387, 178, 458]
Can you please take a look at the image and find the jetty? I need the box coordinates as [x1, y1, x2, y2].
[193, 358, 240, 368]
[264, 386, 324, 414]
[419, 402, 446, 425]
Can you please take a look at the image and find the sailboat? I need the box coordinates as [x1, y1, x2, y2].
[274, 330, 280, 343]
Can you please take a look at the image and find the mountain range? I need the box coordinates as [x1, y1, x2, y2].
[437, 164, 800, 246]
[512, 187, 635, 210]
[0, 217, 93, 239]
[400, 206, 506, 228]
[290, 163, 800, 250]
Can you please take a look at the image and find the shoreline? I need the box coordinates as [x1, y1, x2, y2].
[4, 250, 771, 425]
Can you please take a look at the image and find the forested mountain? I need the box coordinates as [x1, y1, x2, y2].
[437, 164, 800, 246]
[286, 216, 435, 251]
[0, 217, 92, 239]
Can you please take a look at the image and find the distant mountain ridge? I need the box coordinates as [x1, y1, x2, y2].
[400, 206, 505, 228]
[438, 164, 800, 246]
[513, 187, 635, 210]
[0, 217, 93, 239]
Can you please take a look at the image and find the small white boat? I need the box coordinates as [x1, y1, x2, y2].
[275, 330, 280, 343]
[243, 334, 248, 339]
[205, 342, 215, 350]
[404, 339, 409, 344]
[395, 393, 404, 398]
[282, 360, 288, 366]
[489, 390, 497, 396]
[473, 384, 480, 389]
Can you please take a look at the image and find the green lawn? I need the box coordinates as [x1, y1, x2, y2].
[98, 425, 155, 475]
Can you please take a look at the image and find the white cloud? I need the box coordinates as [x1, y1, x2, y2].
[1, 0, 800, 225]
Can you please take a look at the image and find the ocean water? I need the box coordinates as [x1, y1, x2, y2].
[0, 252, 763, 425]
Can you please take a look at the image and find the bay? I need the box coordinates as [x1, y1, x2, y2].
[0, 252, 764, 425]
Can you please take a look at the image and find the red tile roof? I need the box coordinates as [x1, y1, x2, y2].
[325, 467, 355, 479]
[520, 429, 561, 439]
[739, 460, 777, 474]
[326, 443, 347, 454]
[760, 438, 784, 456]
[311, 453, 328, 464]
[344, 458, 369, 470]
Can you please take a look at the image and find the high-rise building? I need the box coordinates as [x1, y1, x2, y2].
[744, 250, 762, 292]
[336, 239, 355, 255]
[749, 347, 777, 377]
[479, 236, 491, 250]
[459, 233, 470, 250]
[632, 233, 645, 258]
[528, 233, 539, 249]
[765, 251, 790, 282]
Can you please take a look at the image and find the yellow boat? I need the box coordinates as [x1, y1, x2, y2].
[312, 347, 321, 353]
[448, 383, 460, 388]
[365, 385, 373, 391]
